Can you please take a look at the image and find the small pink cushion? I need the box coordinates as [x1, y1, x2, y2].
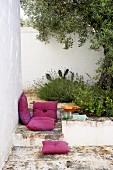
[26, 117, 55, 131]
[41, 141, 70, 154]
[18, 92, 31, 125]
[33, 101, 58, 120]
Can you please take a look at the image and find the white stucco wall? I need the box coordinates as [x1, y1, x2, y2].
[62, 120, 113, 146]
[0, 1, 21, 168]
[21, 27, 104, 88]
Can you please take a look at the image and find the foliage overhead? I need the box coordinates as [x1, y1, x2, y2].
[21, 0, 113, 86]
[21, 0, 113, 50]
[20, 18, 32, 27]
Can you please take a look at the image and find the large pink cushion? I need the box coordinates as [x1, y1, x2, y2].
[26, 117, 55, 131]
[41, 141, 70, 154]
[33, 101, 58, 120]
[18, 92, 31, 125]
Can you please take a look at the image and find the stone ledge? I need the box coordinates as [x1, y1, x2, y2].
[13, 120, 63, 147]
[62, 119, 113, 146]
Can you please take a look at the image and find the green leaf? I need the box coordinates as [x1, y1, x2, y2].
[63, 69, 69, 78]
[45, 73, 52, 81]
[58, 70, 62, 78]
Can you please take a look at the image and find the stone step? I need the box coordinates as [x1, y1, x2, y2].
[3, 145, 113, 170]
[13, 120, 64, 147]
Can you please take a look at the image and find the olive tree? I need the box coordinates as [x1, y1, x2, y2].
[21, 0, 113, 87]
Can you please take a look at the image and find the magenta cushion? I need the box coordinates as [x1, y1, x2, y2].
[41, 141, 70, 154]
[18, 92, 31, 125]
[33, 101, 58, 120]
[26, 117, 55, 131]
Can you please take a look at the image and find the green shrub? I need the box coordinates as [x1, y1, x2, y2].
[34, 69, 87, 103]
[74, 85, 113, 117]
[33, 69, 113, 117]
[37, 78, 76, 102]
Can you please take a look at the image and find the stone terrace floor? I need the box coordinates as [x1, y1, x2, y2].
[3, 91, 113, 169]
[3, 120, 113, 170]
[3, 144, 113, 169]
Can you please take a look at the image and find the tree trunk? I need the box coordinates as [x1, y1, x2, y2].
[99, 47, 113, 88]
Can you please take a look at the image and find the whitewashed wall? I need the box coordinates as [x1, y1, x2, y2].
[0, 0, 21, 168]
[21, 27, 104, 88]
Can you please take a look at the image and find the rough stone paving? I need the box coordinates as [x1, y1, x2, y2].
[3, 144, 113, 170]
[3, 92, 113, 169]
[3, 120, 113, 170]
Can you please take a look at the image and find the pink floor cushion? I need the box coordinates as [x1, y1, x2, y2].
[33, 101, 58, 120]
[41, 141, 70, 154]
[18, 92, 31, 125]
[26, 117, 55, 131]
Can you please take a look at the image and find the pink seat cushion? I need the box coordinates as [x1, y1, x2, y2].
[26, 117, 55, 131]
[18, 92, 31, 125]
[41, 141, 70, 154]
[33, 101, 58, 120]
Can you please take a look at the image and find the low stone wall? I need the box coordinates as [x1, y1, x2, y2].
[62, 118, 113, 146]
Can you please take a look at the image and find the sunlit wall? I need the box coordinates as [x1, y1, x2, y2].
[0, 0, 21, 168]
[21, 27, 104, 88]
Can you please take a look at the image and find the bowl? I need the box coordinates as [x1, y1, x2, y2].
[61, 105, 80, 112]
